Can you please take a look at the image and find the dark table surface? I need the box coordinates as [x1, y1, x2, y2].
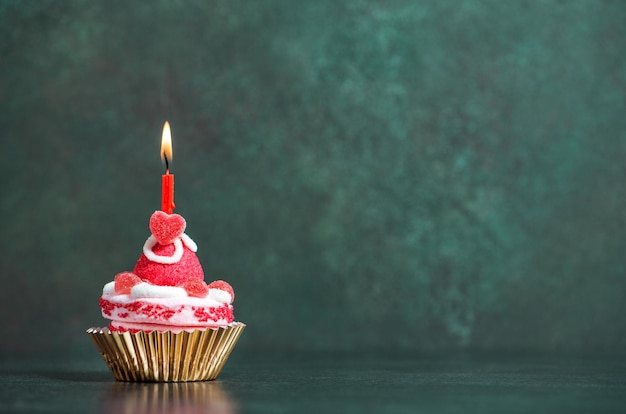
[1, 352, 625, 413]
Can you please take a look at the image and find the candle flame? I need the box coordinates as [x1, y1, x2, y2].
[161, 121, 173, 171]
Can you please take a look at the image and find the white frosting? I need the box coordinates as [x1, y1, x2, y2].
[103, 281, 116, 295]
[131, 282, 187, 299]
[142, 236, 184, 264]
[101, 280, 232, 304]
[180, 233, 197, 252]
[208, 288, 232, 304]
[141, 233, 198, 264]
[103, 291, 226, 307]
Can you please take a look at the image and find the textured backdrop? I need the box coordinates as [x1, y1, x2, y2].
[1, 0, 625, 358]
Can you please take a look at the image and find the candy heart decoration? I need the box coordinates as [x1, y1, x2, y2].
[149, 210, 186, 245]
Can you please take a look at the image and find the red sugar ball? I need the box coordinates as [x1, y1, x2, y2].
[133, 244, 204, 286]
[114, 272, 142, 294]
[208, 280, 235, 302]
[180, 279, 209, 298]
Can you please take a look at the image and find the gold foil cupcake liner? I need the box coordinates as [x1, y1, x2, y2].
[87, 323, 245, 382]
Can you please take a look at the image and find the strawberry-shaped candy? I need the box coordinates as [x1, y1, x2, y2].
[208, 280, 235, 302]
[149, 211, 186, 245]
[114, 272, 142, 294]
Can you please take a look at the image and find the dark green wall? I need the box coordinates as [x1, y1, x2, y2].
[1, 0, 625, 357]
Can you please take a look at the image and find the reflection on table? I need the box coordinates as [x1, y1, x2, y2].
[101, 380, 235, 414]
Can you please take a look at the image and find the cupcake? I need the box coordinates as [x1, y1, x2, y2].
[88, 210, 245, 382]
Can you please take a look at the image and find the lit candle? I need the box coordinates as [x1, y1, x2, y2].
[160, 121, 175, 214]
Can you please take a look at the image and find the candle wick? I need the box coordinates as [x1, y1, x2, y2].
[164, 154, 170, 173]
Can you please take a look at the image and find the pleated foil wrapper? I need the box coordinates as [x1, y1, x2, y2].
[87, 323, 246, 382]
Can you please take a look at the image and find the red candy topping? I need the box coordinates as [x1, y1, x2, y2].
[208, 280, 235, 301]
[149, 211, 186, 245]
[100, 298, 179, 320]
[134, 244, 204, 286]
[192, 305, 234, 323]
[114, 272, 142, 294]
[181, 279, 209, 298]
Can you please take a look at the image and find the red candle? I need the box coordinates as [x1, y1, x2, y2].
[160, 121, 175, 214]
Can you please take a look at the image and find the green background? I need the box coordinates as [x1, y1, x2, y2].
[1, 0, 625, 358]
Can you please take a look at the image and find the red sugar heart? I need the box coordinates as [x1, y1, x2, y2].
[149, 210, 186, 245]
